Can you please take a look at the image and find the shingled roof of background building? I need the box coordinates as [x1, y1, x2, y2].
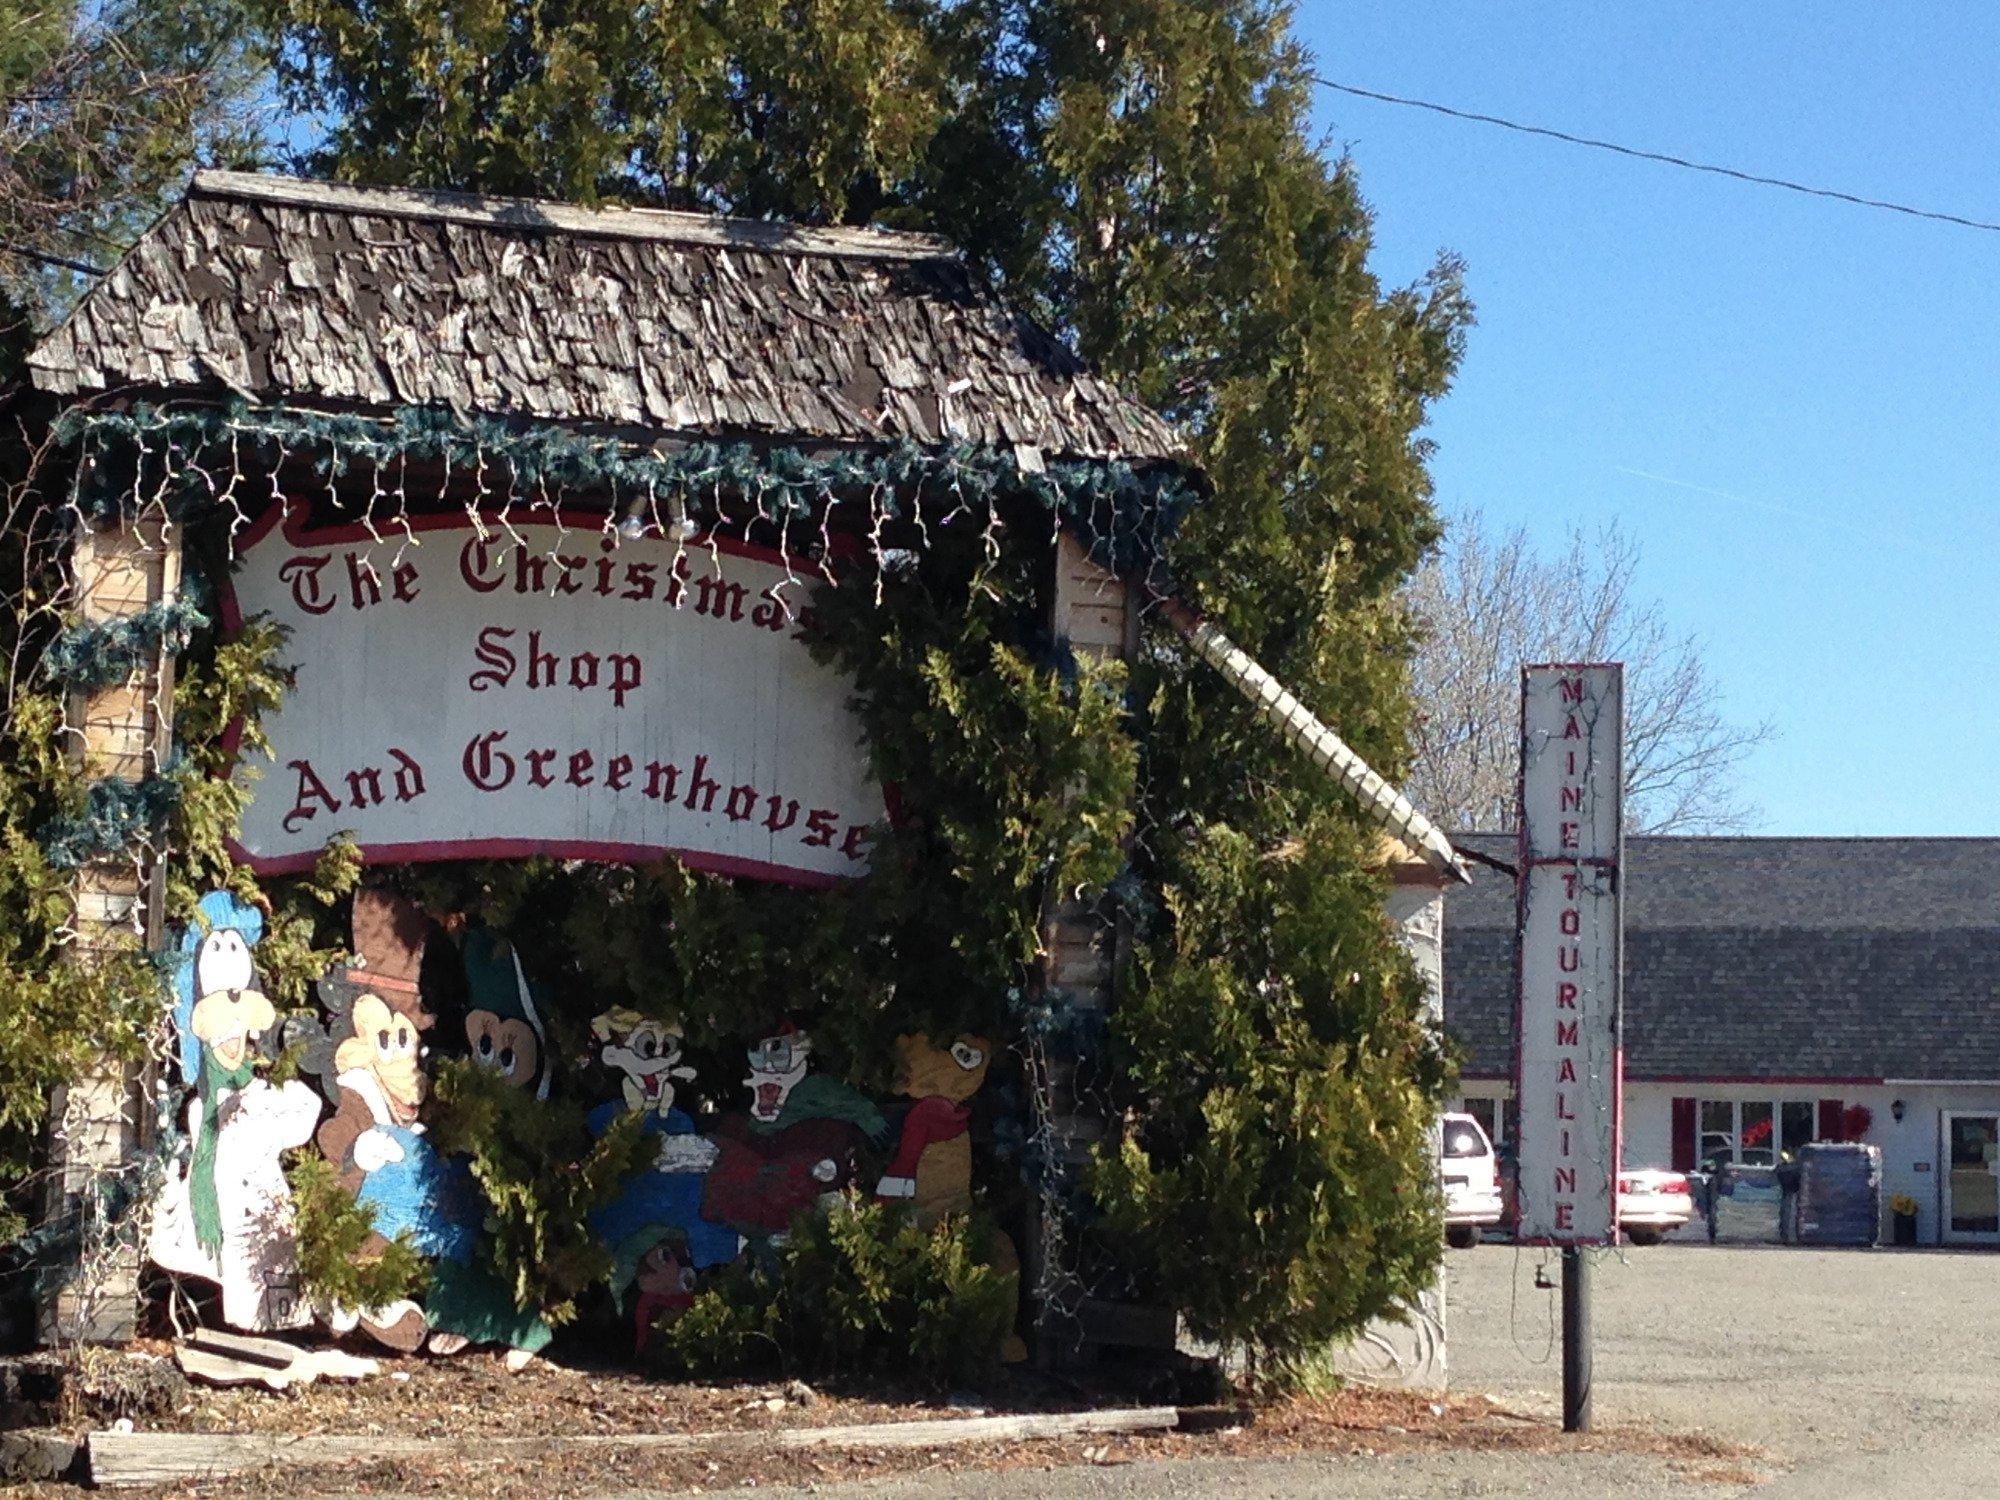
[1446, 833, 2000, 1083]
[26, 171, 1188, 465]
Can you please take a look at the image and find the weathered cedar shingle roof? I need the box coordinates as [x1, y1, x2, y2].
[27, 171, 1187, 464]
[1446, 834, 2000, 1082]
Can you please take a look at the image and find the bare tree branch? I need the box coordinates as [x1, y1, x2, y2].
[1403, 510, 1774, 834]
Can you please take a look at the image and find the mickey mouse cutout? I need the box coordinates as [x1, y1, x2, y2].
[287, 888, 446, 1353]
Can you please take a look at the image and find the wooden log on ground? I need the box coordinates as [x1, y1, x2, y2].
[90, 1405, 1185, 1488]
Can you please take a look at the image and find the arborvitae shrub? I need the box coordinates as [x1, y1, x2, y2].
[652, 1193, 1012, 1388]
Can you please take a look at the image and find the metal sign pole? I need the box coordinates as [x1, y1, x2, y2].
[1562, 1246, 1591, 1431]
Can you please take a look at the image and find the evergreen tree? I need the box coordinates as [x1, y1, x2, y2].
[260, 0, 1472, 1369]
[0, 0, 263, 377]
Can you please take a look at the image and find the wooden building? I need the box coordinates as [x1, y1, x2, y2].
[19, 171, 1461, 1359]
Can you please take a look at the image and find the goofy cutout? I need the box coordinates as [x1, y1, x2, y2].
[149, 891, 321, 1331]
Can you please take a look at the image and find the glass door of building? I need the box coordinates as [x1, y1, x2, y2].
[1945, 1113, 2000, 1244]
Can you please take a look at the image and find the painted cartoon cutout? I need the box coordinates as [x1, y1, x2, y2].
[148, 891, 321, 1331]
[461, 927, 549, 1100]
[875, 1034, 991, 1224]
[701, 1025, 886, 1245]
[589, 1010, 734, 1352]
[594, 1009, 696, 1121]
[625, 1233, 697, 1356]
[293, 889, 456, 1351]
[416, 926, 556, 1364]
[874, 1032, 1026, 1363]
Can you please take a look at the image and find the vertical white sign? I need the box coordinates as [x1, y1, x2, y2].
[1515, 664, 1623, 1245]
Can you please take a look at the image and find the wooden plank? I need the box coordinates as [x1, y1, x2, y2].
[89, 1406, 1185, 1487]
[190, 171, 956, 263]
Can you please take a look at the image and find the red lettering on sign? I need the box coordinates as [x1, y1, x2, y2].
[345, 552, 382, 609]
[1555, 1203, 1575, 1231]
[802, 808, 839, 847]
[1555, 1167, 1576, 1193]
[388, 749, 425, 802]
[1558, 1058, 1577, 1083]
[683, 755, 721, 813]
[1557, 982, 1578, 1009]
[468, 625, 515, 692]
[279, 556, 336, 615]
[764, 796, 800, 834]
[1560, 908, 1580, 935]
[1563, 714, 1583, 740]
[459, 537, 504, 593]
[724, 783, 758, 823]
[1560, 678, 1585, 704]
[752, 585, 793, 631]
[462, 731, 516, 791]
[1556, 1020, 1579, 1046]
[282, 758, 342, 832]
[1557, 1093, 1576, 1120]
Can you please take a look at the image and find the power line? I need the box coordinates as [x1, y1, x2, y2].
[1314, 76, 2000, 236]
[0, 240, 103, 276]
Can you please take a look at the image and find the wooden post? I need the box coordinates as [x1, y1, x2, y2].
[41, 517, 181, 1346]
[1030, 531, 1138, 1366]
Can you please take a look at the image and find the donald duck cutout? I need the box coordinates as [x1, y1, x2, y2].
[148, 891, 322, 1331]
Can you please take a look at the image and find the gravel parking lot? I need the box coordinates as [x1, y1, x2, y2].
[1448, 1240, 2000, 1494]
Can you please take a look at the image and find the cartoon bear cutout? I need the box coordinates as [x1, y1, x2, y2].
[873, 1031, 1027, 1363]
[875, 1033, 992, 1224]
[148, 890, 323, 1331]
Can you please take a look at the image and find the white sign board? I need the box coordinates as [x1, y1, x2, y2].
[1515, 664, 1623, 1244]
[223, 503, 886, 885]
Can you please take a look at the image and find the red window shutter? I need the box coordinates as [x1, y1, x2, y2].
[1671, 1097, 1697, 1172]
[1818, 1098, 1844, 1141]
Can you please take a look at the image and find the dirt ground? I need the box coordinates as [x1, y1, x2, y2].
[52, 1379, 1757, 1498]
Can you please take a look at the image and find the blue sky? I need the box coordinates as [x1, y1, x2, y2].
[1296, 5, 1999, 835]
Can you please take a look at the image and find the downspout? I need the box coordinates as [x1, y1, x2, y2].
[1152, 594, 1469, 884]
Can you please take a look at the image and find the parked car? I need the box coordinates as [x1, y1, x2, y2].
[1441, 1111, 1504, 1248]
[1618, 1168, 1697, 1245]
[1481, 1139, 1696, 1246]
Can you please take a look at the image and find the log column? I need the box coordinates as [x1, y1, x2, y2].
[1030, 530, 1138, 1364]
[42, 517, 181, 1346]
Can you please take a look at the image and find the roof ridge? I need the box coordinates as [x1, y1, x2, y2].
[188, 170, 959, 263]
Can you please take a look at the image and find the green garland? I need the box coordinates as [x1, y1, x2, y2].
[57, 401, 1197, 581]
[41, 580, 210, 692]
[39, 769, 183, 869]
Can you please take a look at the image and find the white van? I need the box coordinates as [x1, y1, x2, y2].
[1441, 1111, 1504, 1248]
